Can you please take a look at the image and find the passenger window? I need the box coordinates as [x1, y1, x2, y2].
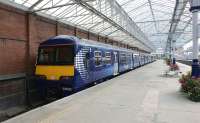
[120, 53, 126, 64]
[94, 51, 102, 66]
[127, 54, 131, 61]
[105, 52, 111, 64]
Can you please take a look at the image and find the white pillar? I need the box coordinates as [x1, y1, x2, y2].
[190, 1, 200, 77]
[192, 11, 199, 60]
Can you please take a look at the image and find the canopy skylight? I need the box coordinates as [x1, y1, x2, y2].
[3, 0, 155, 52]
[2, 0, 192, 53]
[117, 0, 192, 52]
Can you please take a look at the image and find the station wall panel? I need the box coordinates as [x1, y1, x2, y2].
[0, 5, 27, 117]
[0, 7, 27, 41]
[57, 24, 75, 36]
[89, 33, 98, 41]
[0, 40, 26, 75]
[107, 39, 113, 45]
[76, 29, 88, 39]
[99, 36, 106, 43]
[36, 19, 56, 42]
[0, 3, 27, 75]
[113, 41, 119, 46]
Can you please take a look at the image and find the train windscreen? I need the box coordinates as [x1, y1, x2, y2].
[37, 45, 74, 65]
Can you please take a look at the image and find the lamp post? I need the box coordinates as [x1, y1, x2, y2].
[172, 40, 176, 64]
[169, 39, 172, 62]
[190, 0, 200, 77]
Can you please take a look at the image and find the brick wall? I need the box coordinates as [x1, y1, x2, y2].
[89, 33, 98, 41]
[57, 23, 75, 36]
[99, 36, 106, 43]
[0, 7, 27, 40]
[76, 29, 88, 39]
[0, 5, 27, 119]
[0, 40, 26, 75]
[0, 6, 27, 75]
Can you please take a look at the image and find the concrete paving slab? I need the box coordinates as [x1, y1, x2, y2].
[3, 60, 199, 123]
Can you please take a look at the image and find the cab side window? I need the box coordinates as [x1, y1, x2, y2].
[120, 53, 126, 64]
[127, 54, 131, 62]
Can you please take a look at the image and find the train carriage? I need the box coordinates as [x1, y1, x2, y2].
[35, 35, 154, 98]
[133, 54, 140, 68]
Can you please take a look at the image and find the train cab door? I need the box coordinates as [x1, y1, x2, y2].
[130, 53, 134, 69]
[113, 52, 119, 76]
[132, 54, 135, 69]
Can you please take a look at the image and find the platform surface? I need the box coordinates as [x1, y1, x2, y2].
[4, 60, 200, 123]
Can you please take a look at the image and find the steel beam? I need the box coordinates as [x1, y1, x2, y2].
[29, 0, 43, 10]
[73, 0, 154, 51]
[136, 20, 170, 23]
[147, 0, 158, 32]
[165, 0, 188, 53]
[32, 2, 79, 12]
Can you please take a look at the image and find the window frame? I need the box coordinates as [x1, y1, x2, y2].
[37, 45, 74, 65]
[120, 53, 127, 64]
[94, 51, 103, 67]
[105, 52, 112, 65]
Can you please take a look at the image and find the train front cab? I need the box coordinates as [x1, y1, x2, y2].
[35, 39, 76, 97]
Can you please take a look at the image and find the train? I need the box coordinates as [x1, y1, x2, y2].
[35, 35, 155, 98]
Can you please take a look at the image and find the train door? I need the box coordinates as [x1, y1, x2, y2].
[131, 53, 134, 69]
[113, 52, 119, 75]
[132, 54, 135, 68]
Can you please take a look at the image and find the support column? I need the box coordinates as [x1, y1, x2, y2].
[191, 12, 199, 77]
[87, 31, 90, 39]
[97, 35, 100, 41]
[190, 0, 200, 77]
[25, 13, 38, 106]
[74, 27, 77, 36]
[56, 21, 59, 35]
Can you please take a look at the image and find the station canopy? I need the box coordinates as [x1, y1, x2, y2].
[117, 0, 192, 52]
[2, 0, 193, 52]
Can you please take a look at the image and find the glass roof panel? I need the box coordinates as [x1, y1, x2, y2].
[117, 0, 193, 51]
[9, 0, 191, 51]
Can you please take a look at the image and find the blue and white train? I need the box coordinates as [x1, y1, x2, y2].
[35, 35, 155, 97]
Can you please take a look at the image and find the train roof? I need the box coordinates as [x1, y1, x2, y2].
[40, 35, 134, 53]
[40, 35, 77, 46]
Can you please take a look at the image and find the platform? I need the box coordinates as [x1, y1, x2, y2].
[4, 60, 200, 123]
